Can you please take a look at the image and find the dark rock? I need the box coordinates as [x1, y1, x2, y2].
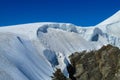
[69, 45, 120, 80]
[52, 69, 69, 80]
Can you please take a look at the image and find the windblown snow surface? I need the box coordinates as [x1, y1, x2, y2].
[0, 10, 120, 80]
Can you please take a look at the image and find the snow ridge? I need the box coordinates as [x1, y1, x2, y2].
[97, 10, 120, 26]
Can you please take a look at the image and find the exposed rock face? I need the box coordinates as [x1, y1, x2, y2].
[51, 69, 69, 80]
[52, 45, 120, 80]
[69, 45, 120, 80]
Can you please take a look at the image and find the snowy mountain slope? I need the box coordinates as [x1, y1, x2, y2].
[73, 10, 120, 48]
[0, 33, 54, 80]
[97, 10, 120, 26]
[0, 23, 100, 80]
[94, 11, 120, 48]
[0, 10, 120, 80]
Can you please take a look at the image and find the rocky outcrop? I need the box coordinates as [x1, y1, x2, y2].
[52, 45, 120, 80]
[51, 69, 69, 80]
[69, 44, 120, 80]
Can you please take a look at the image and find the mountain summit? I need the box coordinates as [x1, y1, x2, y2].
[97, 10, 120, 26]
[0, 11, 120, 80]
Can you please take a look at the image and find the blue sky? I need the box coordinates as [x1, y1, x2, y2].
[0, 0, 120, 26]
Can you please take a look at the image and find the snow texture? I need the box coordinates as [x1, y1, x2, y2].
[0, 10, 120, 80]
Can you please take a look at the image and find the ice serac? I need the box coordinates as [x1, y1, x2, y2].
[77, 10, 120, 48]
[0, 10, 120, 80]
[95, 10, 120, 48]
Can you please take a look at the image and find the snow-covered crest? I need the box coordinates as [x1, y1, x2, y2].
[97, 10, 120, 26]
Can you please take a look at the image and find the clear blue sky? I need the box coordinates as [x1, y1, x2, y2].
[0, 0, 120, 26]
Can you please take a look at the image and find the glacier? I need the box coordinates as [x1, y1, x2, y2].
[0, 10, 120, 80]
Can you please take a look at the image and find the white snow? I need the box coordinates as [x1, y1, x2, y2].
[0, 22, 97, 80]
[97, 10, 120, 26]
[0, 10, 120, 80]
